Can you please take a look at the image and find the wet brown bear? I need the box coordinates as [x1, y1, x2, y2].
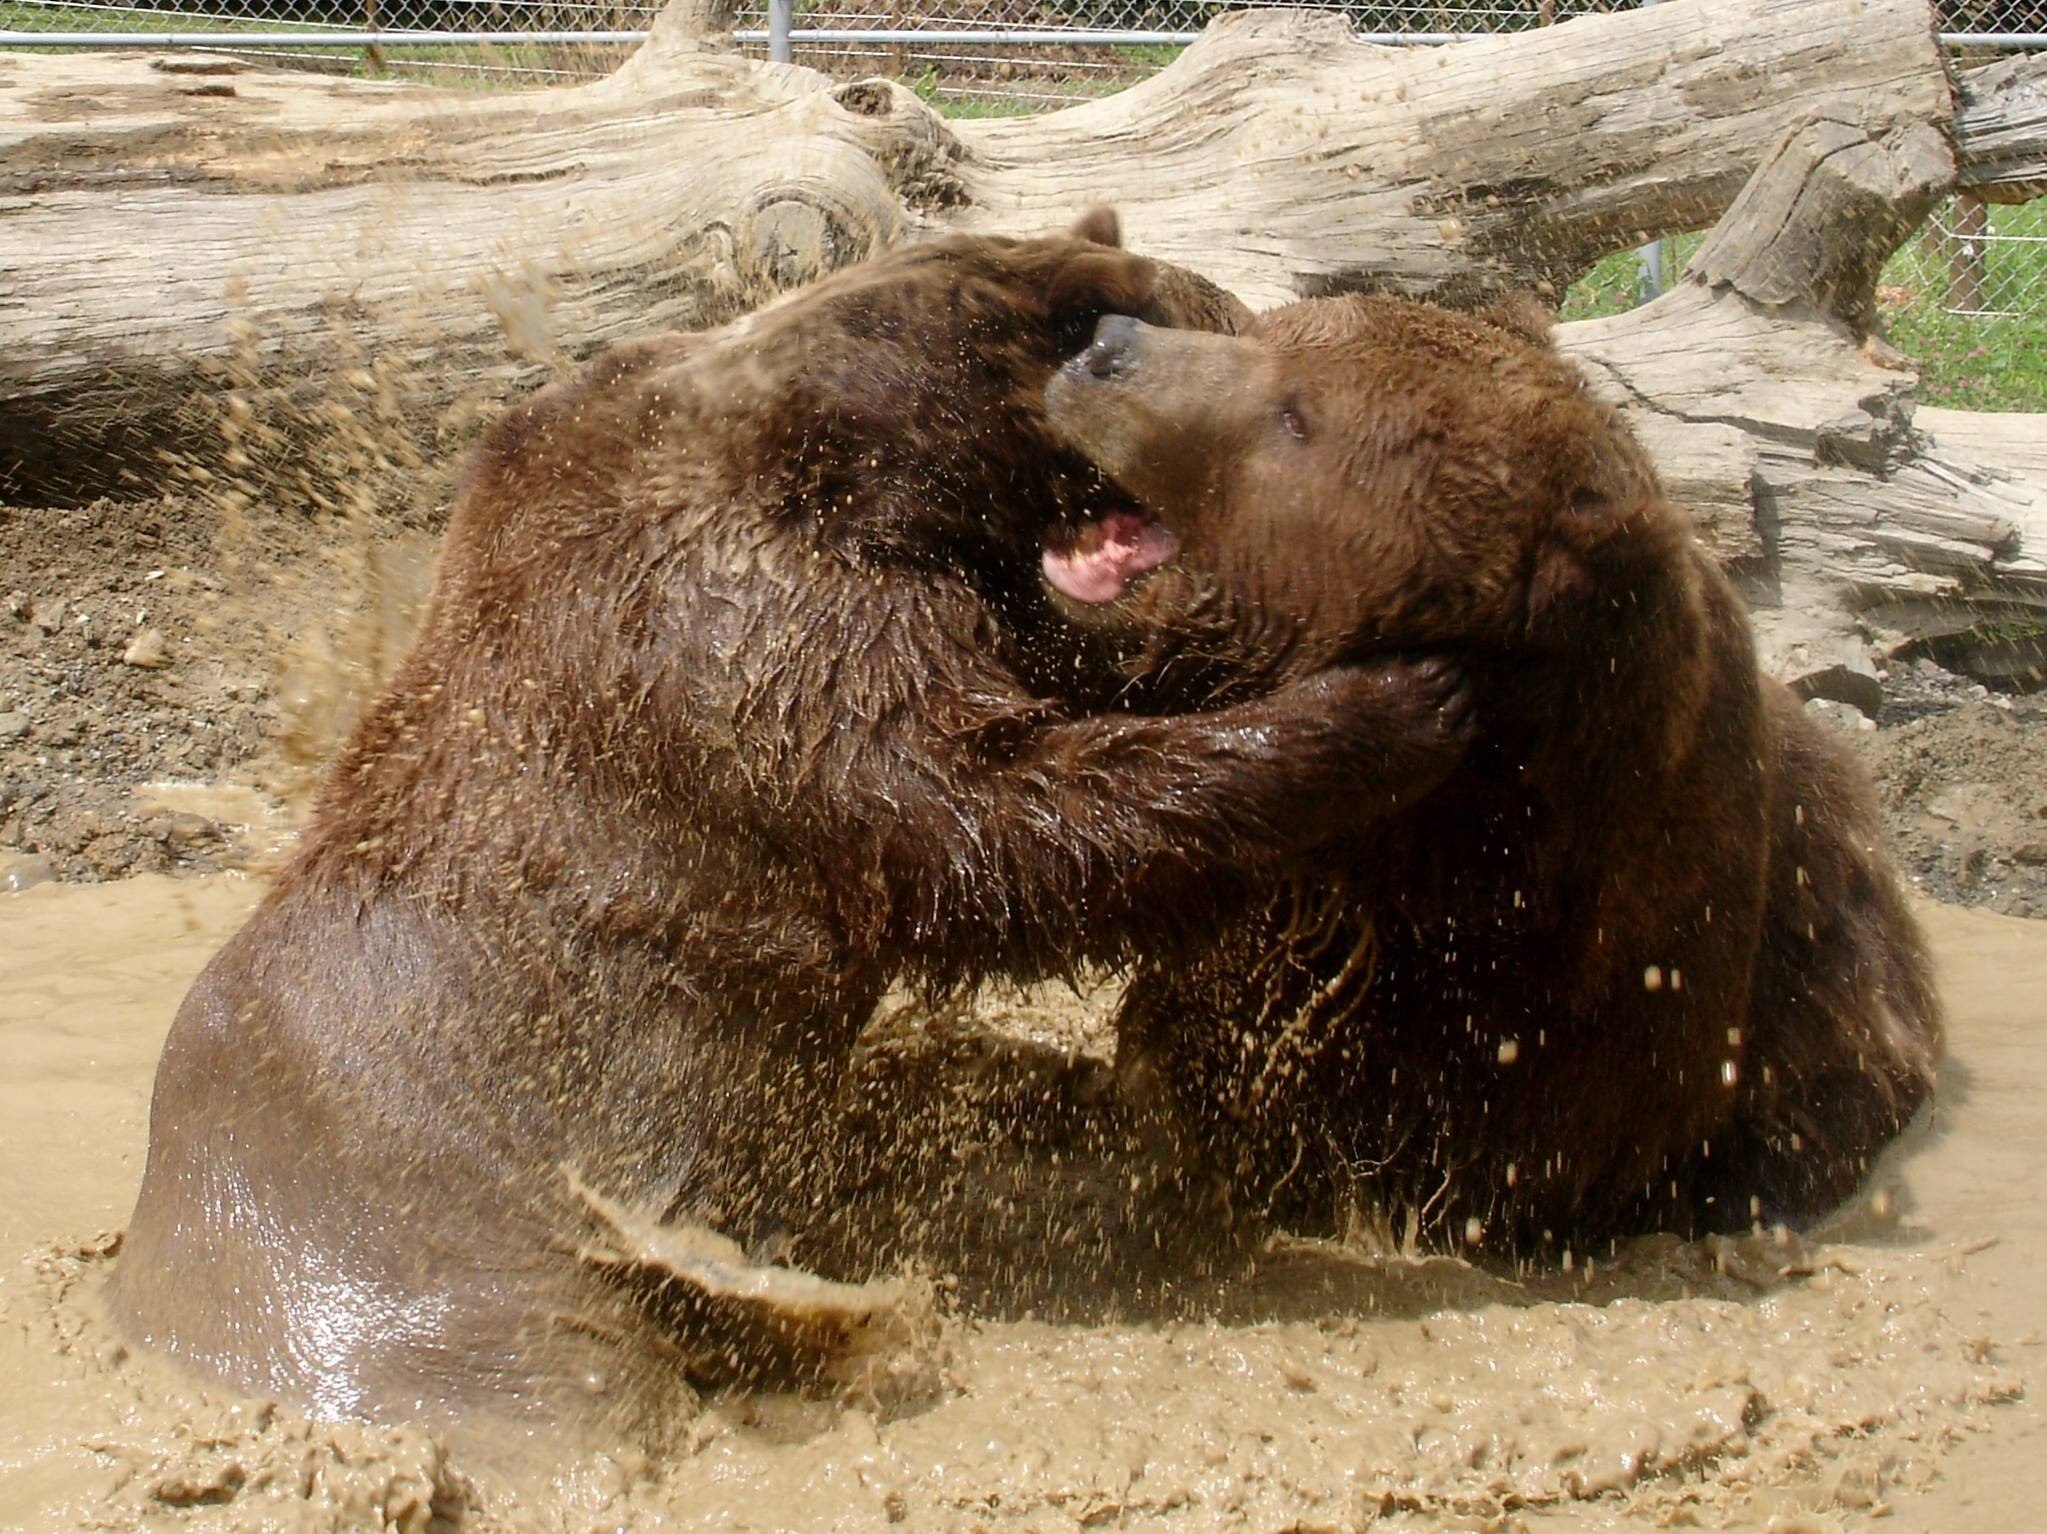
[1043, 296, 1940, 1252]
[113, 225, 1475, 1439]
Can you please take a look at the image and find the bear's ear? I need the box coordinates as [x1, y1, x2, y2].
[1487, 293, 1556, 346]
[1070, 206, 1123, 248]
[1045, 248, 1158, 325]
[1523, 489, 1636, 638]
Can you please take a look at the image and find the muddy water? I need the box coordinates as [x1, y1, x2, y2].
[1, 878, 2041, 1532]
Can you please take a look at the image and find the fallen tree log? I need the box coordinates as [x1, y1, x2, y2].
[1956, 50, 2047, 199]
[1560, 108, 2047, 694]
[0, 0, 1963, 494]
[1, 0, 2043, 688]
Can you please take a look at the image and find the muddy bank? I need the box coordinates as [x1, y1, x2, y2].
[1847, 662, 2047, 919]
[0, 876, 2039, 1531]
[5, 493, 2046, 915]
[0, 494, 429, 889]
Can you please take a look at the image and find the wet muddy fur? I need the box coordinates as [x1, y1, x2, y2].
[112, 224, 1477, 1434]
[1046, 295, 1941, 1254]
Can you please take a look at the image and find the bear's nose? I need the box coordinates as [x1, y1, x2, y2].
[1079, 314, 1143, 380]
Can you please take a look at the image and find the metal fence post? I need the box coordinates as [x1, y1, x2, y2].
[1635, 0, 1664, 301]
[769, 0, 793, 63]
[1636, 236, 1666, 304]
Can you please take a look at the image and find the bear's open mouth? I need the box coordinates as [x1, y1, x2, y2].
[1041, 510, 1178, 605]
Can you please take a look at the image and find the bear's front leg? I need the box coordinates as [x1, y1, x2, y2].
[853, 652, 1473, 988]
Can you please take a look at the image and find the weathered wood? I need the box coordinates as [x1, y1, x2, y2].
[953, 0, 1952, 307]
[0, 0, 935, 494]
[0, 0, 1957, 496]
[1955, 52, 2047, 200]
[1560, 108, 2047, 698]
[1683, 115, 1952, 331]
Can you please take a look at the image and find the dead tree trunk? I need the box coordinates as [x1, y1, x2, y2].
[1956, 50, 2047, 201]
[1560, 110, 2047, 698]
[0, 0, 1962, 490]
[1, 0, 2044, 686]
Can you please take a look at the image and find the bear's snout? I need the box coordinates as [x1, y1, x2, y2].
[1071, 314, 1147, 381]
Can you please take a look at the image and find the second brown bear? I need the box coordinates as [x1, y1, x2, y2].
[1042, 296, 1941, 1252]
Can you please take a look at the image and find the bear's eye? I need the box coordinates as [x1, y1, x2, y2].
[1279, 405, 1309, 442]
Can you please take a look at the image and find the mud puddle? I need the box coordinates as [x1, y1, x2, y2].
[0, 877, 2040, 1531]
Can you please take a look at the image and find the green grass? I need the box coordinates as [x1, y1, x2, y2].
[1558, 233, 1704, 322]
[0, 2, 635, 85]
[1880, 200, 2047, 412]
[1110, 41, 1183, 68]
[910, 69, 1041, 117]
[348, 38, 635, 87]
[1561, 213, 2047, 413]
[909, 50, 1181, 118]
[0, 0, 283, 39]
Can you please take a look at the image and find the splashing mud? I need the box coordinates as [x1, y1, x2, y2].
[571, 1173, 943, 1400]
[0, 876, 2039, 1531]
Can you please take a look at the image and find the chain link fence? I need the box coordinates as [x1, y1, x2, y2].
[1910, 198, 2047, 318]
[6, 0, 2038, 95]
[2, 0, 2043, 402]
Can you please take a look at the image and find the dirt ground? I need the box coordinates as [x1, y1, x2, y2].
[0, 493, 431, 890]
[3, 491, 2044, 916]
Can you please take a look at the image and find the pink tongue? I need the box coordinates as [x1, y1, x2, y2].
[1041, 514, 1179, 604]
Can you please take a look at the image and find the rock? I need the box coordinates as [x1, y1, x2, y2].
[1789, 652, 1885, 719]
[0, 853, 57, 894]
[2014, 841, 2047, 866]
[4, 591, 26, 621]
[1803, 697, 1874, 734]
[85, 836, 145, 877]
[37, 820, 86, 854]
[0, 711, 27, 742]
[1756, 610, 1884, 718]
[122, 628, 169, 669]
[1925, 784, 2002, 830]
[27, 597, 67, 633]
[146, 811, 220, 848]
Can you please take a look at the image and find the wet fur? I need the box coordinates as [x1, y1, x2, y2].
[1048, 295, 1940, 1252]
[113, 231, 1469, 1435]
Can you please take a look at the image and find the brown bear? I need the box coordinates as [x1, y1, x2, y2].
[1041, 295, 1941, 1253]
[112, 223, 1477, 1441]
